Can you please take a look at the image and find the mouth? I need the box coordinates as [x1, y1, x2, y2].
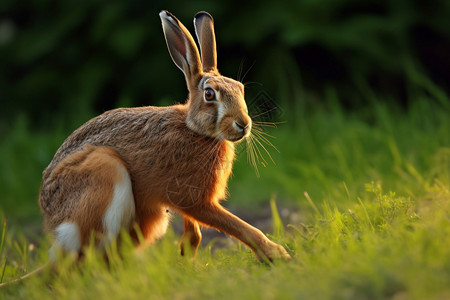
[227, 133, 248, 142]
[218, 119, 252, 142]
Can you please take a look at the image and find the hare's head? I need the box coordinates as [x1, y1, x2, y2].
[160, 11, 251, 142]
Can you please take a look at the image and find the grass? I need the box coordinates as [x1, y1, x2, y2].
[0, 87, 449, 298]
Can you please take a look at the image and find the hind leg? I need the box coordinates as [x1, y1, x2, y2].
[42, 146, 136, 260]
[180, 217, 201, 257]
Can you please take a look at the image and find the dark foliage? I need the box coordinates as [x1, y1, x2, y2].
[0, 0, 449, 126]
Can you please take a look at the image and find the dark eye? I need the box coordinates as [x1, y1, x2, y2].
[204, 88, 216, 101]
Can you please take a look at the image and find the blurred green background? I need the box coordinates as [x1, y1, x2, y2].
[1, 0, 449, 229]
[1, 0, 449, 123]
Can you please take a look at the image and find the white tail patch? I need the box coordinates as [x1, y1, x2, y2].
[102, 163, 136, 244]
[49, 222, 81, 261]
[55, 222, 81, 251]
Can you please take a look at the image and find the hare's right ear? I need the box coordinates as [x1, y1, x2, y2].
[160, 11, 202, 86]
[194, 12, 217, 73]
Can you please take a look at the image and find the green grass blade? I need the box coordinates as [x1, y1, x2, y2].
[0, 216, 6, 259]
[270, 195, 285, 238]
[0, 216, 7, 284]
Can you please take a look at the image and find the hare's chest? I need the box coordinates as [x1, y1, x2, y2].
[163, 160, 228, 208]
[161, 142, 234, 207]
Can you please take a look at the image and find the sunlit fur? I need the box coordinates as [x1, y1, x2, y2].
[39, 10, 290, 262]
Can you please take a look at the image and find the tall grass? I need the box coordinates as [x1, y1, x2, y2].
[232, 95, 449, 213]
[1, 181, 449, 299]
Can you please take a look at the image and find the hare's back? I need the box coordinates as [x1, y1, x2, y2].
[43, 105, 187, 176]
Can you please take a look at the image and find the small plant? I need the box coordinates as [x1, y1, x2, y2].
[0, 216, 7, 285]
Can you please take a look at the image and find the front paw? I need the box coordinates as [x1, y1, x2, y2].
[257, 241, 291, 262]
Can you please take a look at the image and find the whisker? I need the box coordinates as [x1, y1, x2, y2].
[253, 123, 277, 129]
[248, 136, 261, 177]
[237, 58, 245, 82]
[251, 128, 277, 139]
[253, 120, 287, 127]
[253, 146, 273, 167]
[250, 106, 278, 119]
[250, 135, 268, 165]
[240, 60, 256, 83]
[252, 130, 280, 153]
[243, 81, 263, 88]
[252, 123, 276, 133]
[246, 138, 256, 168]
[245, 137, 254, 172]
[251, 133, 276, 165]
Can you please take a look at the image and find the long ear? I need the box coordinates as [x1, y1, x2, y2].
[160, 11, 202, 86]
[193, 11, 217, 73]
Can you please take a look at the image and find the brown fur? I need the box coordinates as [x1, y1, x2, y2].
[39, 11, 290, 261]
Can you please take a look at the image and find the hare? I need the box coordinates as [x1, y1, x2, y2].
[39, 10, 290, 262]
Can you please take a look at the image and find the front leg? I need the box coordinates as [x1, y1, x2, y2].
[180, 217, 202, 257]
[183, 204, 291, 262]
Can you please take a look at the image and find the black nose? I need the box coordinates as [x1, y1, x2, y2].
[234, 121, 249, 135]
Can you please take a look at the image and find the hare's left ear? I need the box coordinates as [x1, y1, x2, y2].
[160, 10, 202, 87]
[194, 12, 217, 73]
